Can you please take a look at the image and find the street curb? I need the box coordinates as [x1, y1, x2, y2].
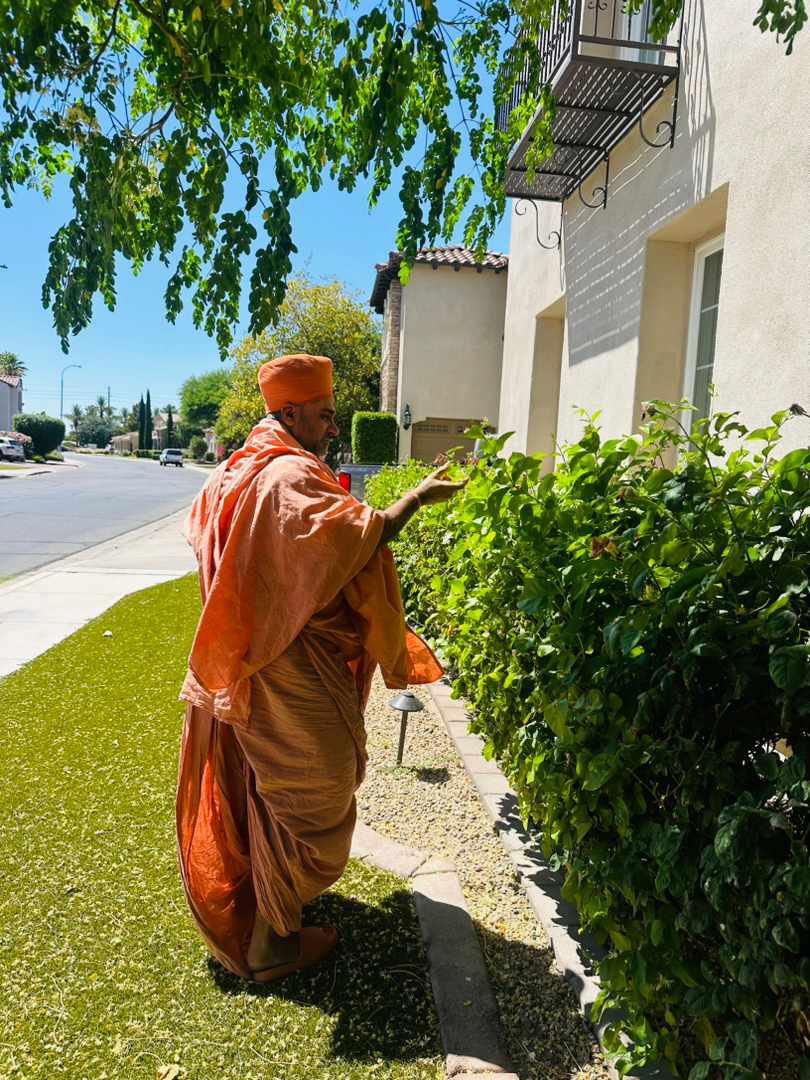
[351, 821, 518, 1080]
[0, 467, 50, 479]
[427, 681, 673, 1080]
[0, 508, 191, 599]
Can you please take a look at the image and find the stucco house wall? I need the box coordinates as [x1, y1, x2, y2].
[499, 0, 810, 460]
[0, 376, 23, 431]
[395, 263, 508, 460]
[370, 248, 508, 462]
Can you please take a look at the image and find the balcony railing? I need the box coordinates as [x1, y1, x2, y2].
[497, 0, 682, 206]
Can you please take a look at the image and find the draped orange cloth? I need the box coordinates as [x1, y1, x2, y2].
[176, 417, 441, 977]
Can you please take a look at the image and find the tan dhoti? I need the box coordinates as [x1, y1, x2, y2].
[177, 607, 372, 979]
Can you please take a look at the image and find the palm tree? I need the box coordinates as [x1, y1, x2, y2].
[0, 351, 26, 378]
[71, 404, 83, 439]
[96, 393, 107, 419]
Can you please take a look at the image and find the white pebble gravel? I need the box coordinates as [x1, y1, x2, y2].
[358, 676, 612, 1080]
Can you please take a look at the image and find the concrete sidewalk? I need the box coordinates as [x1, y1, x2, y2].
[0, 509, 195, 679]
[0, 460, 81, 480]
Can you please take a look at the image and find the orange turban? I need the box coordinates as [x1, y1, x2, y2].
[258, 354, 334, 412]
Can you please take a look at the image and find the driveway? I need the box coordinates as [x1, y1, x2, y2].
[0, 453, 207, 577]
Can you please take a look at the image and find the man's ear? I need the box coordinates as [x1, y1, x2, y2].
[280, 403, 298, 426]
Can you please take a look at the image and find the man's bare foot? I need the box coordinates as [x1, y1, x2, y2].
[247, 913, 300, 970]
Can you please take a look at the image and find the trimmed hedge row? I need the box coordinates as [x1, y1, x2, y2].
[366, 405, 810, 1079]
[13, 413, 65, 457]
[351, 411, 397, 464]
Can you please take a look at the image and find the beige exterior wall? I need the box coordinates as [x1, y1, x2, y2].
[500, 0, 810, 458]
[396, 263, 508, 461]
[0, 382, 23, 431]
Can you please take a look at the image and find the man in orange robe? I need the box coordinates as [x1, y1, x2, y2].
[176, 353, 463, 982]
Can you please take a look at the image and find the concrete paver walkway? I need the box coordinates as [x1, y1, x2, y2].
[0, 509, 195, 679]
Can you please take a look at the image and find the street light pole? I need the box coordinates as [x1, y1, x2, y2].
[59, 363, 82, 422]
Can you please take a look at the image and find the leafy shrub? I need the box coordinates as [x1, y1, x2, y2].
[189, 435, 207, 460]
[204, 451, 215, 462]
[370, 405, 810, 1078]
[134, 449, 160, 459]
[351, 411, 397, 464]
[13, 413, 65, 457]
[366, 460, 446, 630]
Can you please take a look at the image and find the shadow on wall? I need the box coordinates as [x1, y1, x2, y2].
[562, 0, 716, 368]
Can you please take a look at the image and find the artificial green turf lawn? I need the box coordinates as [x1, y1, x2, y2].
[0, 576, 442, 1080]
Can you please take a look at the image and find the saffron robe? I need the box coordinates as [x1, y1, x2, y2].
[176, 418, 441, 977]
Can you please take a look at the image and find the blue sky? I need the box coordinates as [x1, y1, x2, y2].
[1, 145, 511, 422]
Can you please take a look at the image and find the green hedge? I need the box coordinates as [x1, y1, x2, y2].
[367, 406, 810, 1079]
[134, 449, 161, 459]
[13, 413, 65, 457]
[351, 411, 397, 464]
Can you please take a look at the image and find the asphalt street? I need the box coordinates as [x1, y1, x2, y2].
[0, 453, 207, 577]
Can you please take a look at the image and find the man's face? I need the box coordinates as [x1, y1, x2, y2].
[279, 395, 339, 458]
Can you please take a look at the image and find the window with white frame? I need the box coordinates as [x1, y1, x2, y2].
[683, 236, 724, 428]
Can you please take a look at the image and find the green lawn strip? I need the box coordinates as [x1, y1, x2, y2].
[0, 576, 442, 1080]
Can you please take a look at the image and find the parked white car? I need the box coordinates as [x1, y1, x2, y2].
[0, 436, 25, 462]
[159, 447, 184, 467]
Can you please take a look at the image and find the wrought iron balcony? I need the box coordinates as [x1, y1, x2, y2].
[497, 0, 682, 206]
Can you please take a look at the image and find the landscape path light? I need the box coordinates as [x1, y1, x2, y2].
[389, 691, 424, 765]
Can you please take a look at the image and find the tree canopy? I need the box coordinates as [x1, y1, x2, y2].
[1, 1, 802, 355]
[179, 367, 232, 430]
[216, 274, 381, 451]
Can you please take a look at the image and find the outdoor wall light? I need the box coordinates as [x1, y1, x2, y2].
[389, 691, 424, 765]
[402, 403, 412, 430]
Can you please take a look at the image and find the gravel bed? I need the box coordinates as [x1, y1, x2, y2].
[357, 675, 612, 1080]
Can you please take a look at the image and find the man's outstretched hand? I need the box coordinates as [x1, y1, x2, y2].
[414, 464, 468, 506]
[379, 464, 468, 546]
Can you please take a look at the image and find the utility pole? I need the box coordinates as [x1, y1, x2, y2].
[60, 363, 82, 421]
[107, 386, 111, 417]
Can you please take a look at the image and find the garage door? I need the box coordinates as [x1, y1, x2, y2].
[410, 418, 479, 463]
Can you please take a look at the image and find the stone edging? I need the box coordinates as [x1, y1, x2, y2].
[351, 820, 518, 1080]
[427, 681, 673, 1080]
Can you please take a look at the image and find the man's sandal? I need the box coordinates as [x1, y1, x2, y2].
[249, 926, 338, 984]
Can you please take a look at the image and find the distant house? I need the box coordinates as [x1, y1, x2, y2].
[203, 427, 226, 461]
[152, 411, 168, 450]
[370, 246, 508, 463]
[0, 374, 23, 431]
[111, 431, 139, 453]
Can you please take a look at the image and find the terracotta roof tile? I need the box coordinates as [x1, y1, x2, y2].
[370, 246, 508, 312]
[0, 374, 21, 388]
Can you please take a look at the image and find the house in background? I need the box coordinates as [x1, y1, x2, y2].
[0, 374, 23, 431]
[203, 427, 226, 460]
[111, 431, 139, 453]
[110, 412, 174, 453]
[152, 411, 168, 450]
[370, 246, 508, 462]
[496, 0, 809, 463]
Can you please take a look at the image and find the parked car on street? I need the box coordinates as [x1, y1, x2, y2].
[159, 448, 184, 468]
[0, 436, 25, 462]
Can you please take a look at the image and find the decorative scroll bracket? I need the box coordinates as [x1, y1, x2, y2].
[577, 149, 610, 209]
[515, 198, 563, 251]
[637, 70, 680, 149]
